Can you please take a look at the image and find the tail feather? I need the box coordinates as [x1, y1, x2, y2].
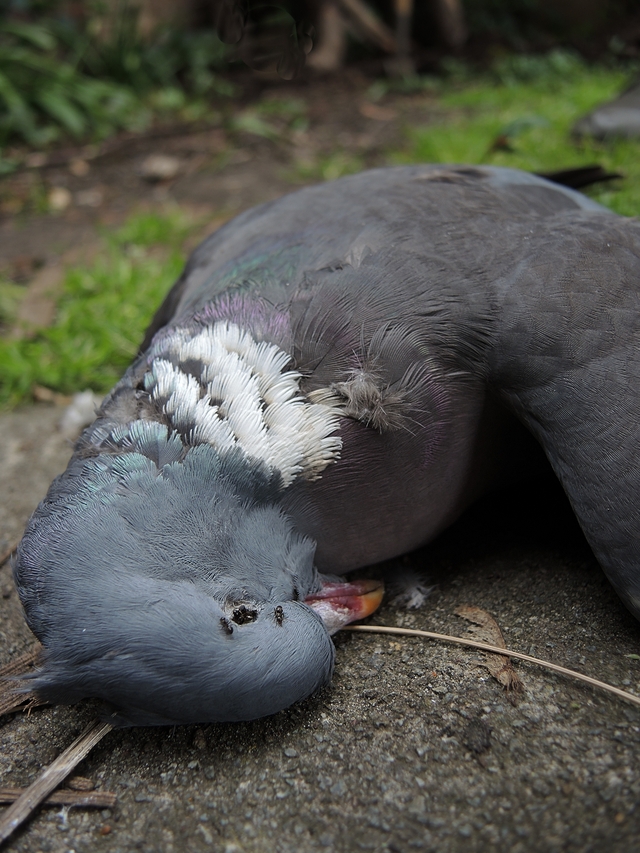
[538, 165, 622, 191]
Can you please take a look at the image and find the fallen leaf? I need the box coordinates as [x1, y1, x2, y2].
[346, 625, 640, 709]
[454, 604, 524, 699]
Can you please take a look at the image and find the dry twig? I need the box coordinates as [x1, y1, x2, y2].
[0, 788, 116, 808]
[0, 645, 43, 680]
[0, 720, 113, 845]
[343, 623, 640, 708]
[337, 0, 396, 52]
[0, 644, 45, 718]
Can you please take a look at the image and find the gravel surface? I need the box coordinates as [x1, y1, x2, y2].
[1, 405, 640, 853]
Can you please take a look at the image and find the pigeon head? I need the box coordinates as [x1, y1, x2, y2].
[15, 320, 385, 725]
[14, 426, 348, 726]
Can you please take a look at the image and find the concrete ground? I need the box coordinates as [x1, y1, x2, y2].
[1, 405, 640, 853]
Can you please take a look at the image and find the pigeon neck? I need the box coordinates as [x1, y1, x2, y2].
[141, 318, 343, 489]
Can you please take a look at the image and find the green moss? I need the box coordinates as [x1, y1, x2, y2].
[289, 150, 364, 184]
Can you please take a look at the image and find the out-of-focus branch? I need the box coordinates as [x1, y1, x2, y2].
[433, 0, 467, 50]
[338, 0, 396, 52]
[307, 2, 349, 71]
[308, 0, 397, 71]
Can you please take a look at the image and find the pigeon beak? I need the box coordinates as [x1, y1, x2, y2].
[305, 579, 384, 635]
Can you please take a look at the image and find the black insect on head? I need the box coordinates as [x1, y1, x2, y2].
[231, 604, 259, 625]
[220, 617, 234, 635]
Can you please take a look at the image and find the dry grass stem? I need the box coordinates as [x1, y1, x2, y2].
[0, 787, 116, 808]
[0, 644, 45, 717]
[0, 645, 43, 679]
[344, 624, 640, 708]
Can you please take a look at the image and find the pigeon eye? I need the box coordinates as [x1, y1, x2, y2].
[231, 604, 258, 625]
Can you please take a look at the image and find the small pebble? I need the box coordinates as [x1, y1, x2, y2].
[69, 158, 90, 177]
[48, 187, 72, 211]
[75, 188, 103, 208]
[139, 154, 182, 182]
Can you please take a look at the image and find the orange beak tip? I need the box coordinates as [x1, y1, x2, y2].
[305, 578, 385, 634]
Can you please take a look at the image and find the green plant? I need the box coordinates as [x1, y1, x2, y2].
[0, 278, 27, 329]
[0, 19, 141, 146]
[0, 2, 232, 147]
[490, 49, 588, 86]
[65, 8, 230, 97]
[230, 97, 308, 143]
[0, 209, 196, 406]
[291, 150, 364, 183]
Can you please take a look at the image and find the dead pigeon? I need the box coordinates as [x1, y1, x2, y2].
[14, 165, 640, 725]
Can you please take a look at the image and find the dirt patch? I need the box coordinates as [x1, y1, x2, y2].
[0, 71, 440, 339]
[0, 72, 434, 274]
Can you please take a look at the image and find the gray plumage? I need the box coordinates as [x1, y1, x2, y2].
[14, 165, 640, 725]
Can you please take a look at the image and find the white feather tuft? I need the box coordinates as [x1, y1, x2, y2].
[144, 321, 342, 486]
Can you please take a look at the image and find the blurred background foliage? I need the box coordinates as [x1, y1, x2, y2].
[0, 0, 637, 151]
[0, 210, 190, 404]
[0, 0, 638, 404]
[0, 0, 232, 151]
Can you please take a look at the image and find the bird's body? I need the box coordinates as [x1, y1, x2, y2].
[14, 165, 640, 725]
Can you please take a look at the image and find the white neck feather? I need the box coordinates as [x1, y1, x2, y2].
[144, 321, 342, 487]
